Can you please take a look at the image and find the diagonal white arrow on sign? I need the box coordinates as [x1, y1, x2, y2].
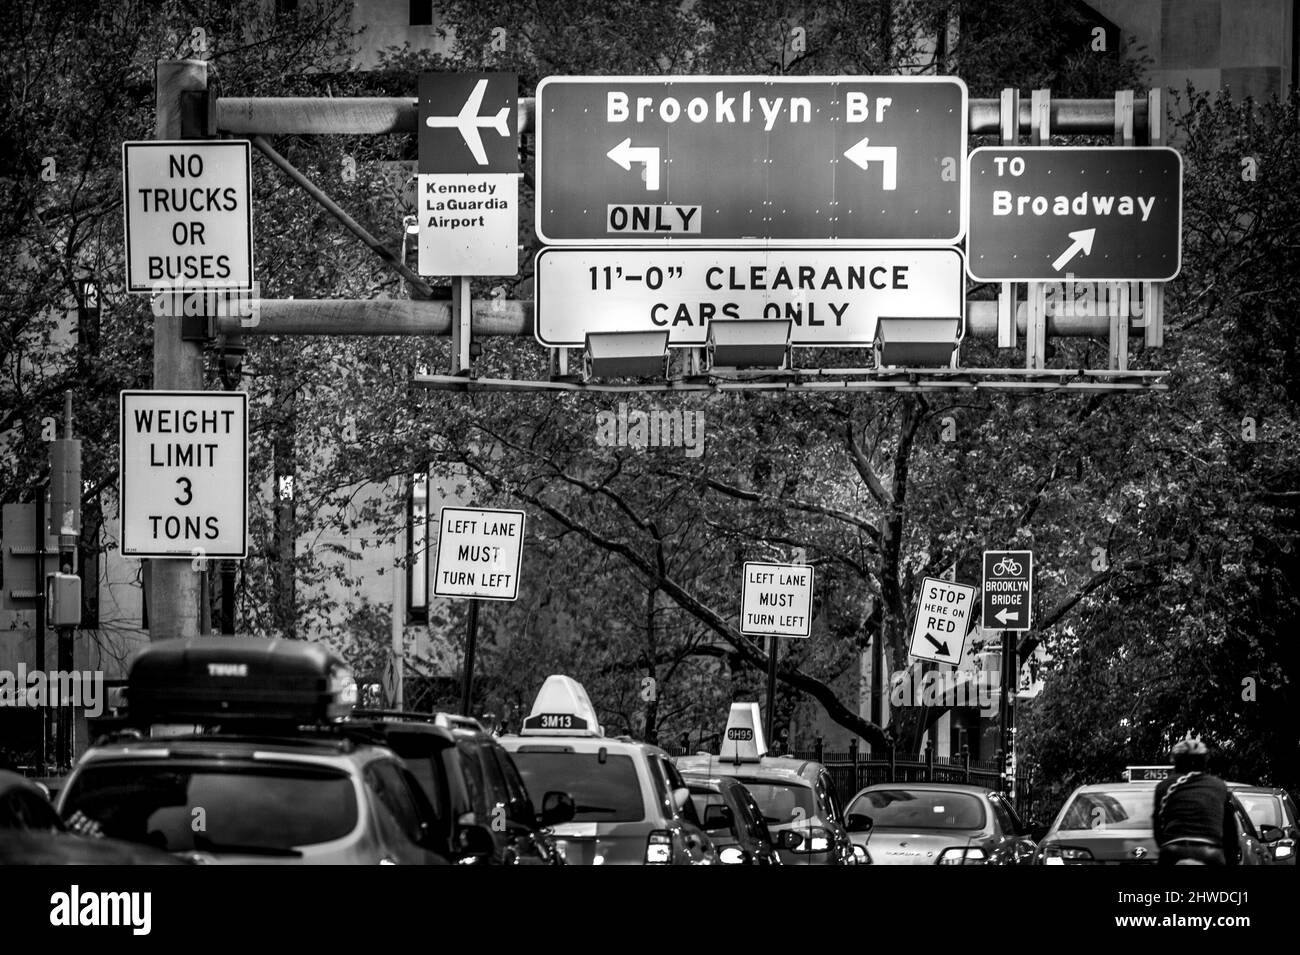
[1051, 228, 1096, 272]
[843, 136, 897, 190]
[607, 138, 662, 191]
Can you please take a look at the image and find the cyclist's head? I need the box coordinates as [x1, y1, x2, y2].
[1171, 737, 1208, 772]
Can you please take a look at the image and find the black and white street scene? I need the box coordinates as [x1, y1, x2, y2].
[0, 0, 1296, 922]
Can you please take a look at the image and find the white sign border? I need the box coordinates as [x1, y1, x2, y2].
[740, 560, 814, 638]
[535, 74, 970, 247]
[908, 574, 977, 665]
[118, 389, 249, 560]
[432, 505, 527, 602]
[964, 145, 1183, 283]
[122, 140, 255, 294]
[981, 549, 1033, 632]
[533, 245, 967, 349]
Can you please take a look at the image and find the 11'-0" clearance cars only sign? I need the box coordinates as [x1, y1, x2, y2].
[119, 391, 248, 559]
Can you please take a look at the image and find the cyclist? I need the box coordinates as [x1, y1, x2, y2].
[1152, 738, 1239, 866]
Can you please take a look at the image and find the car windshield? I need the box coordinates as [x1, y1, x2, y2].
[847, 789, 986, 830]
[510, 751, 645, 823]
[1234, 793, 1281, 829]
[736, 780, 816, 825]
[60, 762, 357, 852]
[1057, 788, 1153, 831]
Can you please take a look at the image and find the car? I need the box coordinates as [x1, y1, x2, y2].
[498, 674, 717, 865]
[0, 768, 190, 865]
[842, 781, 1038, 865]
[56, 637, 451, 865]
[1227, 783, 1298, 865]
[675, 702, 855, 866]
[350, 708, 564, 865]
[682, 774, 783, 865]
[1035, 779, 1268, 865]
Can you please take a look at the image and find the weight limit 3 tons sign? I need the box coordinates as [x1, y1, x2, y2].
[432, 507, 525, 601]
[122, 141, 254, 292]
[741, 562, 813, 638]
[119, 391, 248, 558]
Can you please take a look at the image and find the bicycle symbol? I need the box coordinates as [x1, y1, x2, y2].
[992, 557, 1022, 577]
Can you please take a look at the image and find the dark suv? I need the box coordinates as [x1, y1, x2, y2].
[352, 710, 564, 865]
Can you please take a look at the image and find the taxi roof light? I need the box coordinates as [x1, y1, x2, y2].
[719, 702, 767, 764]
[520, 675, 603, 737]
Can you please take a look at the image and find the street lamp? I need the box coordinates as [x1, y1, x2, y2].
[706, 319, 792, 370]
[583, 330, 670, 380]
[875, 316, 962, 368]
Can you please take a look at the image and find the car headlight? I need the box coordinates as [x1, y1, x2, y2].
[1041, 844, 1093, 864]
[937, 847, 987, 865]
[1272, 841, 1294, 860]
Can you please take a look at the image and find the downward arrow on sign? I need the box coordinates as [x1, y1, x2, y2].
[924, 633, 951, 657]
[1051, 228, 1096, 272]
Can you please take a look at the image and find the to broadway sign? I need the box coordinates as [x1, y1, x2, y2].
[967, 147, 1182, 281]
[982, 550, 1033, 630]
[909, 576, 977, 665]
[432, 506, 525, 601]
[535, 247, 964, 347]
[122, 141, 253, 292]
[741, 562, 813, 638]
[119, 391, 247, 558]
[536, 76, 967, 244]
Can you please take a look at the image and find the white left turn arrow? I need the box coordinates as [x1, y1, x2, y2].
[607, 138, 661, 191]
[843, 137, 897, 190]
[1051, 228, 1096, 272]
[995, 608, 1020, 626]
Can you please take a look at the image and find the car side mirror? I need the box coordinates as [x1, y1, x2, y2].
[778, 829, 804, 850]
[1259, 824, 1285, 842]
[672, 786, 691, 811]
[456, 823, 496, 857]
[540, 790, 576, 827]
[846, 812, 874, 833]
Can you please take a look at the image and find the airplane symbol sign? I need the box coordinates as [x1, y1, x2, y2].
[425, 79, 511, 167]
[419, 72, 518, 175]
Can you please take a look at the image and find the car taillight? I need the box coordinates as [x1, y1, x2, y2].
[1272, 840, 1294, 860]
[1040, 844, 1093, 864]
[645, 830, 673, 864]
[937, 847, 988, 865]
[789, 827, 831, 853]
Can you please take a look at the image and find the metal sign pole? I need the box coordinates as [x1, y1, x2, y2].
[765, 634, 778, 748]
[461, 597, 480, 716]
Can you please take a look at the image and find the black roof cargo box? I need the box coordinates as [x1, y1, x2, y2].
[126, 637, 356, 726]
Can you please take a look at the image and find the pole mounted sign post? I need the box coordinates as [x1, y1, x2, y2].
[966, 147, 1182, 282]
[432, 506, 526, 716]
[418, 72, 520, 277]
[122, 141, 254, 293]
[119, 390, 248, 559]
[536, 76, 968, 244]
[908, 576, 977, 665]
[741, 560, 814, 748]
[982, 550, 1033, 630]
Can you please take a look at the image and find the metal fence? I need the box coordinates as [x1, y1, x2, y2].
[668, 739, 1035, 821]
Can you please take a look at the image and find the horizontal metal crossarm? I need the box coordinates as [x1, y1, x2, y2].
[214, 97, 1149, 138]
[412, 368, 1169, 395]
